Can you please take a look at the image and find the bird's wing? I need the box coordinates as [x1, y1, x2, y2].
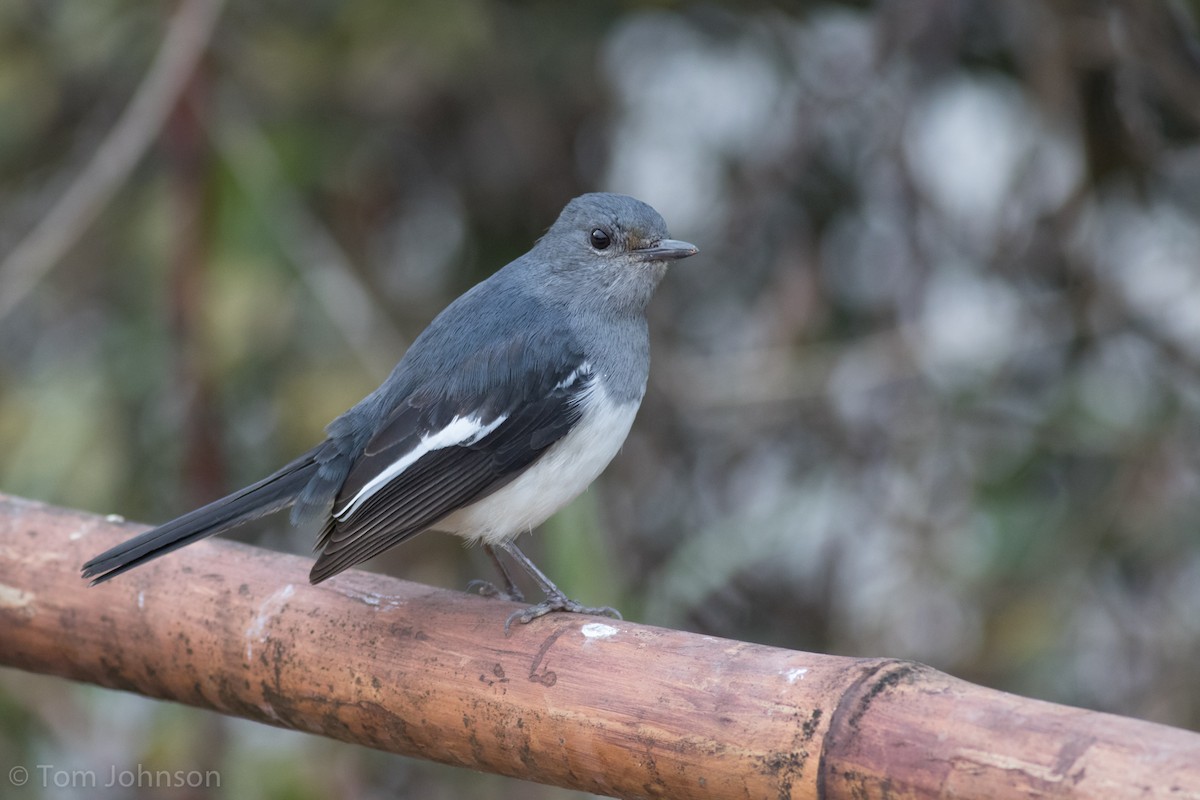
[307, 351, 594, 583]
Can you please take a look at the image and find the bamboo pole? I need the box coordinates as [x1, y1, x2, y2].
[0, 492, 1197, 799]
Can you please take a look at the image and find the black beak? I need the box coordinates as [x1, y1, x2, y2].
[634, 238, 699, 262]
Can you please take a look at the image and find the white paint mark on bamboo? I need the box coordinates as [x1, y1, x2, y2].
[0, 583, 34, 610]
[581, 622, 620, 640]
[784, 667, 809, 684]
[244, 584, 295, 662]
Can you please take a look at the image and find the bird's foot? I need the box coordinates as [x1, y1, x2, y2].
[467, 579, 525, 603]
[504, 590, 622, 635]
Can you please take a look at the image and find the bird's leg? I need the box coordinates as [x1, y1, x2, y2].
[496, 540, 621, 634]
[467, 544, 525, 603]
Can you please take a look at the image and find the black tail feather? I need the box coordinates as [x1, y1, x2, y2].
[81, 447, 322, 585]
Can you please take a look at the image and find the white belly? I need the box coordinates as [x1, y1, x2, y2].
[435, 380, 640, 545]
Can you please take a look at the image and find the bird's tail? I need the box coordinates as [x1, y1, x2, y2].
[81, 446, 323, 585]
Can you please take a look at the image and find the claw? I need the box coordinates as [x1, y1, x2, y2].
[467, 578, 524, 603]
[503, 590, 622, 635]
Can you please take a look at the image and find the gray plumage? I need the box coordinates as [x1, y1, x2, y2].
[82, 193, 697, 627]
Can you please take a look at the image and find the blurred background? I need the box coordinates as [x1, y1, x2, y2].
[3, 0, 1200, 797]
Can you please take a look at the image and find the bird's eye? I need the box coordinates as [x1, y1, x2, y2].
[590, 228, 611, 250]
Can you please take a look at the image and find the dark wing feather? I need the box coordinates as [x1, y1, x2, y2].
[307, 359, 591, 583]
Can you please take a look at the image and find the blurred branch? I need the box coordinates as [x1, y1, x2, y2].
[166, 64, 227, 506]
[1113, 0, 1200, 133]
[0, 0, 227, 321]
[2, 492, 1198, 799]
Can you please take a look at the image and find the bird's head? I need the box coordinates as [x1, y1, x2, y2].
[532, 193, 698, 315]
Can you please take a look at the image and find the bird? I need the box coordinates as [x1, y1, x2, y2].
[81, 192, 698, 630]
